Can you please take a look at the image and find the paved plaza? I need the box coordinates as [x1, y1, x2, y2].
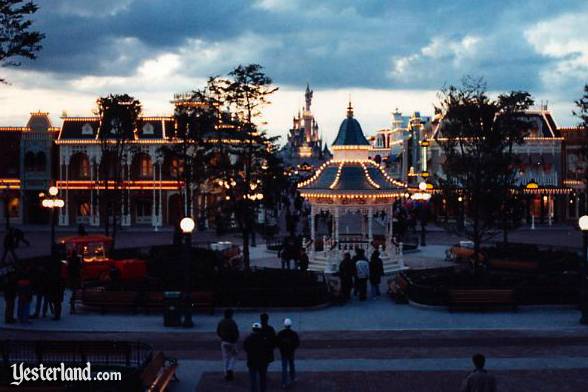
[1, 224, 587, 391]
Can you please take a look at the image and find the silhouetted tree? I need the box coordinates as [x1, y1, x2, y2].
[0, 0, 44, 83]
[96, 94, 142, 246]
[218, 64, 278, 269]
[435, 77, 533, 262]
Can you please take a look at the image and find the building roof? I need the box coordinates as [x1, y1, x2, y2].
[332, 102, 370, 147]
[58, 116, 174, 141]
[298, 159, 405, 196]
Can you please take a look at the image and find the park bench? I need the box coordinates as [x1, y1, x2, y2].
[140, 352, 178, 392]
[449, 289, 517, 311]
[190, 291, 215, 315]
[81, 288, 139, 313]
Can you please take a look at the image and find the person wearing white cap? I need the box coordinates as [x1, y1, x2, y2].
[276, 318, 300, 388]
[244, 321, 270, 392]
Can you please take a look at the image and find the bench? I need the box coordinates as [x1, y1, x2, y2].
[449, 289, 517, 311]
[190, 291, 215, 315]
[81, 289, 139, 313]
[140, 352, 178, 392]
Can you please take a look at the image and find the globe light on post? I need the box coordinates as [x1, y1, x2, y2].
[55, 199, 65, 208]
[180, 217, 195, 234]
[418, 181, 427, 191]
[48, 186, 58, 196]
[579, 215, 588, 324]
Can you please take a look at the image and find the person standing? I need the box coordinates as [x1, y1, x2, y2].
[3, 271, 17, 324]
[276, 318, 300, 388]
[32, 265, 50, 318]
[16, 266, 33, 323]
[298, 248, 309, 272]
[244, 322, 270, 392]
[216, 308, 239, 381]
[354, 249, 370, 301]
[369, 250, 384, 298]
[259, 313, 276, 365]
[48, 259, 65, 320]
[461, 353, 497, 392]
[339, 252, 355, 301]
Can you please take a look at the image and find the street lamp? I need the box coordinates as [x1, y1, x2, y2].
[180, 216, 195, 328]
[457, 195, 465, 232]
[579, 215, 588, 324]
[41, 187, 64, 255]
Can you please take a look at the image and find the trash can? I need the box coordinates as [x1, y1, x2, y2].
[163, 291, 182, 327]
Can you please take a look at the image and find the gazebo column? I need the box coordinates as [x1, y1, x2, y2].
[367, 207, 373, 244]
[334, 207, 340, 245]
[310, 205, 316, 253]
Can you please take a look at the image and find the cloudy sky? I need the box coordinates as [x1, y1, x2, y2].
[1, 0, 587, 144]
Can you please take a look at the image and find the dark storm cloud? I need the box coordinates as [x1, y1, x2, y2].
[23, 0, 587, 91]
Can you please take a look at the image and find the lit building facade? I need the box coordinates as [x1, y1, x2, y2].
[0, 112, 58, 225]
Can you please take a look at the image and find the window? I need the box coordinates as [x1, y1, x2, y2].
[79, 157, 90, 178]
[81, 123, 93, 135]
[170, 158, 183, 178]
[35, 152, 46, 172]
[139, 155, 152, 177]
[143, 123, 154, 135]
[24, 151, 35, 171]
[78, 202, 91, 217]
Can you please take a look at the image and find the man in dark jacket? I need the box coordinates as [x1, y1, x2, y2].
[244, 322, 270, 392]
[259, 313, 276, 364]
[339, 252, 355, 301]
[298, 248, 309, 272]
[461, 353, 497, 392]
[216, 308, 239, 381]
[277, 318, 300, 388]
[369, 250, 384, 298]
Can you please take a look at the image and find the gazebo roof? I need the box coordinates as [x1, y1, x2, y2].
[298, 159, 406, 197]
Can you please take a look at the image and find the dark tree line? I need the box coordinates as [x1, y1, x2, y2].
[435, 77, 534, 262]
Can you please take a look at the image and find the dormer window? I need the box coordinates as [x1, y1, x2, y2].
[143, 123, 154, 135]
[82, 123, 93, 135]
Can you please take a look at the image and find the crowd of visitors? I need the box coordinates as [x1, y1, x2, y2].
[217, 310, 300, 391]
[2, 258, 67, 324]
[278, 235, 309, 272]
[338, 248, 384, 302]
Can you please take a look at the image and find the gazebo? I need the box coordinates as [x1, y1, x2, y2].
[298, 102, 409, 273]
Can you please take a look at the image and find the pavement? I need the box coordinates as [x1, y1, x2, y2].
[1, 225, 587, 391]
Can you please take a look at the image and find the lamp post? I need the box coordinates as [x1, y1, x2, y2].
[180, 216, 195, 328]
[418, 181, 429, 247]
[41, 186, 64, 255]
[579, 215, 588, 324]
[457, 195, 464, 233]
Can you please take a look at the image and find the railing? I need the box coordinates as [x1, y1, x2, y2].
[0, 341, 153, 369]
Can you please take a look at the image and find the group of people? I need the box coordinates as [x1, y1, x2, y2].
[279, 236, 309, 272]
[338, 248, 384, 301]
[217, 310, 300, 391]
[3, 259, 66, 324]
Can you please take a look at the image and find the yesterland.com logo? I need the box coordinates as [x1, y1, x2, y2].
[10, 362, 121, 386]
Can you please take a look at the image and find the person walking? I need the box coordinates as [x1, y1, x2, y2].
[1, 228, 18, 264]
[3, 271, 17, 324]
[13, 228, 30, 247]
[298, 248, 309, 272]
[369, 250, 384, 298]
[461, 353, 497, 392]
[339, 252, 355, 301]
[354, 249, 370, 301]
[216, 308, 239, 381]
[244, 322, 270, 392]
[277, 318, 300, 388]
[279, 237, 295, 270]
